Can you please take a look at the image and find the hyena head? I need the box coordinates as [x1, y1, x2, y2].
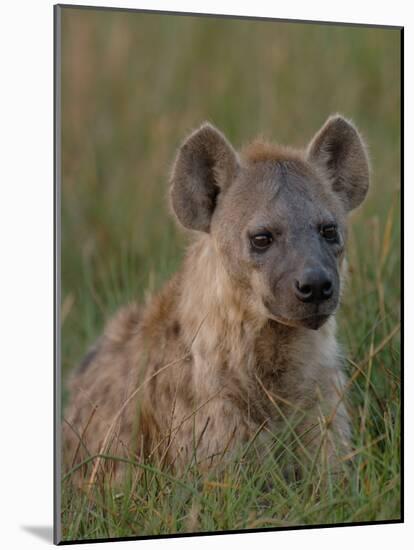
[170, 115, 370, 330]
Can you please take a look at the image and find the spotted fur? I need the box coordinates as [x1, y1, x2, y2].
[63, 115, 369, 482]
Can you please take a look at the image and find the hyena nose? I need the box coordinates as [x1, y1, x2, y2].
[294, 268, 333, 304]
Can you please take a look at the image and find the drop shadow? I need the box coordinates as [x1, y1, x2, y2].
[21, 525, 54, 543]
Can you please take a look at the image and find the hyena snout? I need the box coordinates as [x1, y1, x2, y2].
[294, 266, 333, 304]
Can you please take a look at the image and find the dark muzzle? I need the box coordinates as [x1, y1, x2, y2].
[294, 267, 333, 304]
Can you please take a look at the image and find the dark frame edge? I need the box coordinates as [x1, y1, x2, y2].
[58, 519, 403, 546]
[400, 26, 404, 524]
[55, 2, 403, 31]
[54, 3, 62, 546]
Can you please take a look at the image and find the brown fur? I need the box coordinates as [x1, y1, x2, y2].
[241, 139, 302, 164]
[63, 115, 369, 483]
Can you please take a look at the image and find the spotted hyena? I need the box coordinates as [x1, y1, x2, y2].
[63, 115, 369, 481]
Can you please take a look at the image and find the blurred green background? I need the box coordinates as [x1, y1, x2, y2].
[61, 8, 400, 381]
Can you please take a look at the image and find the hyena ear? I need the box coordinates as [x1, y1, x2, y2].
[307, 115, 370, 212]
[170, 123, 239, 232]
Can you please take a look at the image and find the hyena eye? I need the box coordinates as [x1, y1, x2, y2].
[250, 232, 273, 251]
[320, 224, 339, 242]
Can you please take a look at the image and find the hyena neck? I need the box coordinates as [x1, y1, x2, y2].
[177, 234, 313, 374]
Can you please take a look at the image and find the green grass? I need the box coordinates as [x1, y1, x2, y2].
[60, 8, 401, 541]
